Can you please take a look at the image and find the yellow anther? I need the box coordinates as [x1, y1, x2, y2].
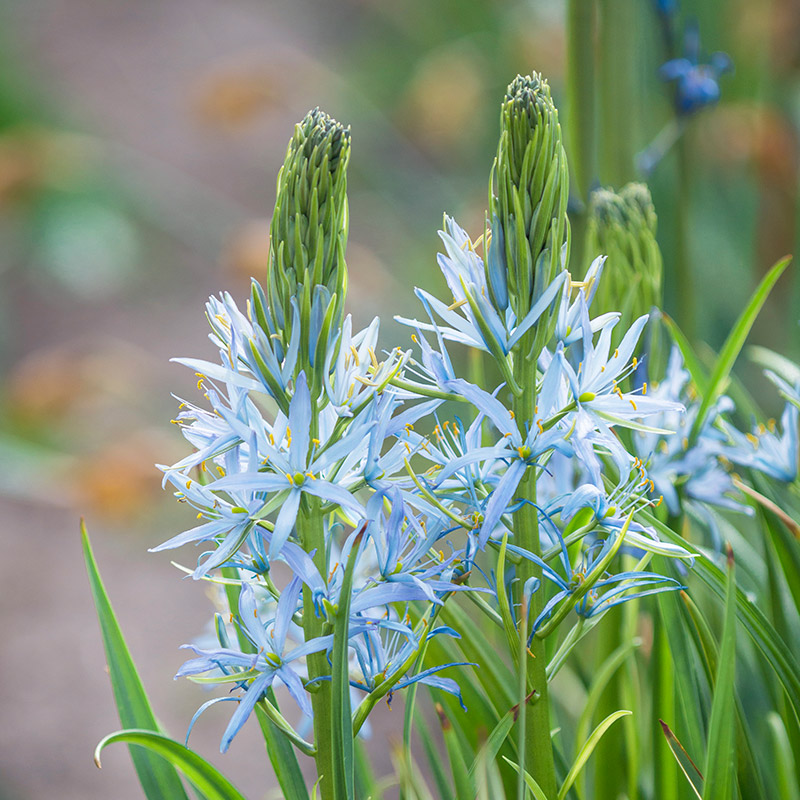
[197, 512, 203, 519]
[536, 419, 544, 433]
[368, 347, 379, 370]
[614, 349, 619, 358]
[254, 609, 258, 618]
[656, 495, 664, 507]
[746, 432, 760, 449]
[447, 298, 468, 311]
[629, 398, 637, 411]
[269, 433, 275, 445]
[509, 410, 515, 419]
[185, 479, 192, 489]
[347, 383, 355, 398]
[632, 357, 638, 368]
[643, 382, 648, 395]
[312, 438, 321, 446]
[767, 418, 777, 432]
[350, 346, 360, 366]
[411, 333, 419, 344]
[682, 437, 689, 450]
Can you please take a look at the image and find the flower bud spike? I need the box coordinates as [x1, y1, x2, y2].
[491, 73, 570, 335]
[585, 182, 663, 354]
[266, 108, 351, 380]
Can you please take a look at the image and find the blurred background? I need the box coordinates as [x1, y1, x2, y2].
[0, 0, 798, 797]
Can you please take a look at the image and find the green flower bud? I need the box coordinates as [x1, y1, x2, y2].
[490, 73, 570, 323]
[585, 181, 663, 326]
[266, 108, 350, 364]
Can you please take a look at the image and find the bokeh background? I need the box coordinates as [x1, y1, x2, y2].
[1, 0, 799, 797]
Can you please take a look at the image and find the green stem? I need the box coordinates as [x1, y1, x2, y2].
[512, 350, 558, 800]
[598, 0, 638, 187]
[674, 134, 694, 338]
[297, 399, 335, 800]
[567, 0, 597, 261]
[297, 501, 334, 800]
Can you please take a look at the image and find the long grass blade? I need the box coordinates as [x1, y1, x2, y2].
[558, 710, 631, 800]
[659, 720, 704, 799]
[332, 527, 363, 800]
[94, 730, 246, 800]
[82, 523, 190, 800]
[702, 545, 737, 799]
[689, 256, 790, 443]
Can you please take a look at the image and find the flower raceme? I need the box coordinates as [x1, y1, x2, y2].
[154, 85, 698, 766]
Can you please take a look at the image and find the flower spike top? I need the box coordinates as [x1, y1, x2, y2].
[491, 73, 569, 325]
[266, 108, 351, 384]
[585, 182, 663, 327]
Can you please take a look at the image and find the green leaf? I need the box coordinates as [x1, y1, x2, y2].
[661, 314, 709, 396]
[766, 712, 800, 799]
[82, 523, 190, 800]
[501, 756, 548, 800]
[467, 708, 516, 784]
[419, 723, 455, 800]
[642, 509, 800, 725]
[659, 720, 704, 799]
[331, 527, 363, 800]
[689, 256, 790, 443]
[558, 710, 631, 800]
[436, 701, 475, 800]
[702, 546, 737, 799]
[574, 637, 641, 754]
[94, 730, 246, 800]
[748, 345, 800, 387]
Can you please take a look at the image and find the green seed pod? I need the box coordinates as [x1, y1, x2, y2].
[490, 73, 570, 324]
[585, 181, 663, 326]
[266, 108, 350, 370]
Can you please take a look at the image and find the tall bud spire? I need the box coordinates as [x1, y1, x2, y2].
[489, 73, 570, 323]
[586, 181, 663, 326]
[265, 108, 351, 380]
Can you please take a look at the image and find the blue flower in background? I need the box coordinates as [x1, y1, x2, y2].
[660, 22, 732, 116]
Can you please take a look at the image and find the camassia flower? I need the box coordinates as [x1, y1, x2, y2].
[176, 579, 332, 753]
[396, 217, 566, 362]
[193, 372, 370, 558]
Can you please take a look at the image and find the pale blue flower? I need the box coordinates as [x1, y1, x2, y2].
[176, 580, 332, 752]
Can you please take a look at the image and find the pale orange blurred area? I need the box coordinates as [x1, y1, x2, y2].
[71, 429, 172, 521]
[4, 339, 182, 522]
[223, 217, 271, 281]
[697, 102, 798, 182]
[192, 60, 286, 132]
[399, 41, 489, 159]
[0, 127, 103, 206]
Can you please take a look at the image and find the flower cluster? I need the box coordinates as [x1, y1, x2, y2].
[153, 78, 699, 765]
